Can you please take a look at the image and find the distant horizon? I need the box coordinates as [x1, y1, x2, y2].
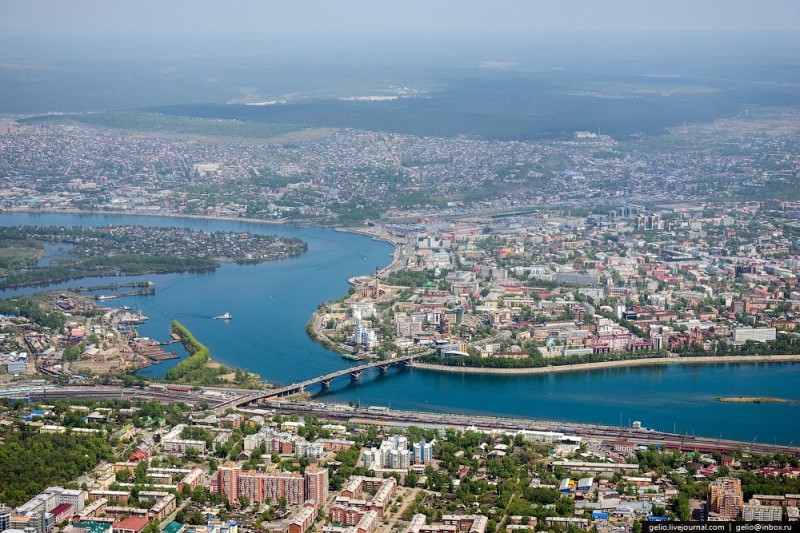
[3, 28, 799, 62]
[3, 0, 800, 40]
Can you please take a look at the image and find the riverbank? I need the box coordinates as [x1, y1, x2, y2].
[336, 226, 403, 281]
[5, 207, 294, 227]
[166, 320, 262, 387]
[0, 220, 307, 290]
[8, 207, 387, 234]
[412, 354, 800, 375]
[305, 318, 359, 358]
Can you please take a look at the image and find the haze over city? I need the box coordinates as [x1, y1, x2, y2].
[1, 0, 800, 531]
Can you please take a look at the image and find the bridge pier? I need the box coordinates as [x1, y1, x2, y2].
[378, 364, 391, 374]
[349, 369, 363, 381]
[320, 378, 333, 389]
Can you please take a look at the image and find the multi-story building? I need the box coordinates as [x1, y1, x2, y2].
[412, 441, 434, 465]
[45, 487, 87, 512]
[243, 434, 262, 454]
[305, 467, 329, 506]
[388, 449, 410, 469]
[74, 498, 107, 522]
[442, 515, 489, 533]
[216, 465, 240, 502]
[10, 487, 90, 533]
[352, 323, 378, 350]
[161, 425, 206, 457]
[112, 517, 150, 533]
[50, 503, 74, 524]
[88, 491, 129, 505]
[179, 468, 206, 492]
[743, 503, 783, 521]
[264, 471, 305, 506]
[0, 504, 12, 532]
[288, 504, 318, 533]
[355, 510, 378, 533]
[237, 471, 266, 504]
[332, 476, 396, 520]
[317, 438, 354, 451]
[406, 515, 488, 533]
[216, 465, 313, 506]
[11, 511, 53, 533]
[732, 327, 777, 343]
[708, 477, 743, 520]
[330, 504, 367, 526]
[361, 448, 380, 469]
[137, 493, 176, 521]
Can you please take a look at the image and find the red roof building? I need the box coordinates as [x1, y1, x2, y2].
[51, 503, 74, 524]
[129, 448, 149, 462]
[113, 517, 150, 533]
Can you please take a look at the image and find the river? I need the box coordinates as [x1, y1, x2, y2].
[1, 212, 798, 445]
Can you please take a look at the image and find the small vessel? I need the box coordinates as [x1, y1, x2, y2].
[119, 310, 148, 325]
[214, 312, 232, 320]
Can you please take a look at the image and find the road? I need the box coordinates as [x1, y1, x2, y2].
[14, 383, 800, 457]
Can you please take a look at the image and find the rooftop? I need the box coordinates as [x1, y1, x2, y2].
[112, 517, 150, 532]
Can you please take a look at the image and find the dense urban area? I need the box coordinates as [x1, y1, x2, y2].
[1, 110, 798, 223]
[0, 393, 799, 533]
[1, 107, 800, 533]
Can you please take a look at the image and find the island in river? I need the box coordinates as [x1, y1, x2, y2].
[716, 396, 799, 404]
[0, 224, 306, 289]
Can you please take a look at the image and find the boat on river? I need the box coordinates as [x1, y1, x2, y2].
[214, 312, 232, 320]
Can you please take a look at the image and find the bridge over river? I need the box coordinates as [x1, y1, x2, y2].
[213, 355, 416, 413]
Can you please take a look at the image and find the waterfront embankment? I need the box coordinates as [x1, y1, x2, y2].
[336, 226, 403, 278]
[412, 354, 800, 375]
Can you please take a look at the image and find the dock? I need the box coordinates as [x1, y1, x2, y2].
[130, 338, 179, 362]
[95, 287, 155, 300]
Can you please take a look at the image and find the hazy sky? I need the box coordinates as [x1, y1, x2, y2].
[2, 0, 800, 37]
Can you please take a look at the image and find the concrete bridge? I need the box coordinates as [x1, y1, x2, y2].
[214, 355, 416, 413]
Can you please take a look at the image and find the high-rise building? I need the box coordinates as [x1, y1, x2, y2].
[412, 442, 434, 465]
[388, 449, 410, 469]
[264, 472, 304, 506]
[708, 477, 743, 520]
[216, 464, 240, 502]
[387, 435, 407, 451]
[361, 447, 380, 468]
[216, 466, 307, 506]
[304, 467, 329, 505]
[238, 471, 266, 504]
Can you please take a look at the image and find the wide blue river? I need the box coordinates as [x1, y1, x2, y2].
[2, 212, 799, 445]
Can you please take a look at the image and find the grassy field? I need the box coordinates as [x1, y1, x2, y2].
[0, 242, 43, 274]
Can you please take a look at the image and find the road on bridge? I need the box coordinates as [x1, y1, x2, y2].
[213, 355, 416, 413]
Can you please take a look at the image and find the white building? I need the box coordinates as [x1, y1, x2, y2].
[161, 424, 206, 457]
[732, 327, 777, 343]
